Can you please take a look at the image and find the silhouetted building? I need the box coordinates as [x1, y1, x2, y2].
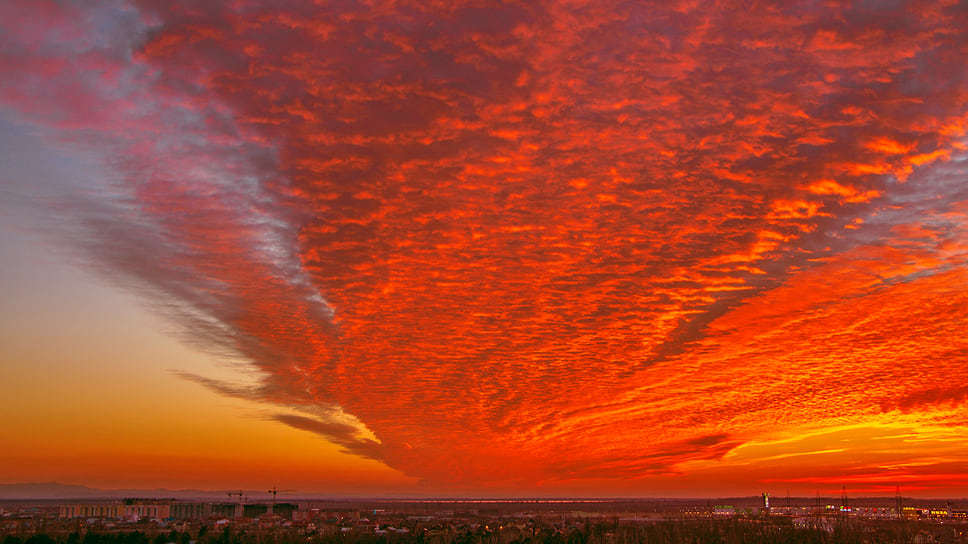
[243, 504, 268, 518]
[60, 500, 170, 520]
[60, 503, 125, 519]
[170, 502, 211, 520]
[123, 499, 171, 520]
[271, 503, 296, 520]
[210, 503, 237, 518]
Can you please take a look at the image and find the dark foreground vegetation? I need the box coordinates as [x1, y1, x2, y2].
[4, 518, 968, 544]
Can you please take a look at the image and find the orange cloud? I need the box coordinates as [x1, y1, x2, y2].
[808, 179, 882, 204]
[4, 0, 968, 495]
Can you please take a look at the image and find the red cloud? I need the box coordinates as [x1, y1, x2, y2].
[4, 0, 968, 491]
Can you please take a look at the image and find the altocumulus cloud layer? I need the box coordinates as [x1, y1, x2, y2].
[3, 0, 968, 491]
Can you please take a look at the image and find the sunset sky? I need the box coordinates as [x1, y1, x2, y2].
[2, 0, 968, 498]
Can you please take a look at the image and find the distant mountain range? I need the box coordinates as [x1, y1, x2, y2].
[8, 484, 954, 504]
[0, 483, 227, 500]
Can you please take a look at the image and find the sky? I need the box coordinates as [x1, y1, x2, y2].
[1, 0, 968, 499]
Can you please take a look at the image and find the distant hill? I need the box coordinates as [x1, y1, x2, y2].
[0, 483, 224, 500]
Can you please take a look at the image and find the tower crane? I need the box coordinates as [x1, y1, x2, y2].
[226, 490, 246, 504]
[267, 486, 295, 506]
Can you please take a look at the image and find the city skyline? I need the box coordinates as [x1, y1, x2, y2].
[2, 1, 968, 498]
